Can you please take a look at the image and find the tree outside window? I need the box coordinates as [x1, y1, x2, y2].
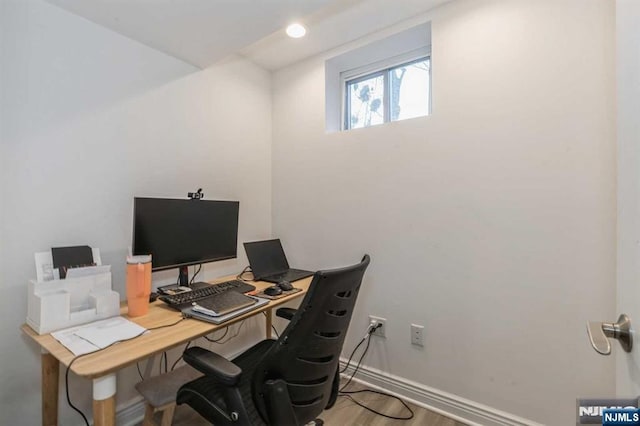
[345, 57, 430, 130]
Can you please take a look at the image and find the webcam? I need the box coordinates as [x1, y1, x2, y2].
[188, 188, 204, 200]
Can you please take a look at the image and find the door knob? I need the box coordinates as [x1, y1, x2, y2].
[586, 314, 632, 355]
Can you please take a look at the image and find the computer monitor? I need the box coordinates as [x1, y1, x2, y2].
[132, 197, 239, 286]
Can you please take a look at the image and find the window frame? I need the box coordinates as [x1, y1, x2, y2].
[341, 49, 431, 131]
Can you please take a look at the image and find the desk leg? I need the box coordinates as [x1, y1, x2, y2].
[265, 308, 273, 339]
[92, 374, 116, 426]
[41, 352, 59, 426]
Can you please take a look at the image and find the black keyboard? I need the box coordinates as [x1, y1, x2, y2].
[160, 280, 256, 307]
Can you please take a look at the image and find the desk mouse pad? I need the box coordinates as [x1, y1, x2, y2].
[256, 287, 302, 300]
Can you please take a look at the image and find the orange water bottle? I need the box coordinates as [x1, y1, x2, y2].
[126, 254, 152, 317]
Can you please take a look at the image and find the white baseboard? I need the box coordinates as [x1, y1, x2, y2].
[339, 360, 542, 426]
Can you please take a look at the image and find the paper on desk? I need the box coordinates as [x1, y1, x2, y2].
[73, 317, 147, 349]
[51, 324, 101, 356]
[51, 317, 147, 356]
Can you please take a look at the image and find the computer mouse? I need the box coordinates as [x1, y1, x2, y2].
[264, 286, 283, 296]
[278, 281, 293, 291]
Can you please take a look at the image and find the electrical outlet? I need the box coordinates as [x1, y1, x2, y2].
[369, 315, 386, 337]
[411, 324, 424, 346]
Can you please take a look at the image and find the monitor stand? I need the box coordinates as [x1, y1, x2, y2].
[178, 266, 189, 287]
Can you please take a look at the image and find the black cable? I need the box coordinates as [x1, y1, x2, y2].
[340, 391, 414, 421]
[337, 323, 414, 421]
[213, 320, 246, 344]
[65, 329, 148, 426]
[190, 264, 202, 284]
[340, 333, 371, 392]
[171, 341, 191, 371]
[65, 354, 91, 426]
[65, 318, 186, 425]
[149, 318, 186, 329]
[339, 322, 377, 374]
[203, 327, 229, 343]
[262, 311, 280, 338]
[236, 265, 253, 282]
[339, 335, 367, 374]
[136, 362, 144, 380]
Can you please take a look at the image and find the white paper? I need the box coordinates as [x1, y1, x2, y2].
[73, 317, 147, 349]
[34, 252, 55, 282]
[51, 324, 101, 356]
[51, 317, 147, 356]
[91, 248, 102, 266]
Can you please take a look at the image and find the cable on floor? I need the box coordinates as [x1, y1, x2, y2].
[338, 323, 414, 421]
[339, 390, 414, 421]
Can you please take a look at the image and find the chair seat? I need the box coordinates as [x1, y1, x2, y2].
[135, 364, 203, 408]
[178, 339, 276, 425]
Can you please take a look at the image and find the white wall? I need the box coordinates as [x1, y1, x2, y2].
[0, 1, 272, 425]
[0, 1, 6, 285]
[271, 1, 615, 424]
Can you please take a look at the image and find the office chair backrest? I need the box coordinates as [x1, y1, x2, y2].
[252, 254, 370, 425]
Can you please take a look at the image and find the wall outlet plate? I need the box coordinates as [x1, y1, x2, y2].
[369, 315, 386, 337]
[411, 324, 424, 346]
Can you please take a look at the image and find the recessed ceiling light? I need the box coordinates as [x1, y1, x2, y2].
[286, 23, 306, 38]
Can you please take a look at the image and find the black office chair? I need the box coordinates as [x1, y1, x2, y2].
[176, 254, 371, 425]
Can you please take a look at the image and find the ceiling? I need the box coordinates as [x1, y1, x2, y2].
[46, 0, 451, 71]
[46, 0, 335, 69]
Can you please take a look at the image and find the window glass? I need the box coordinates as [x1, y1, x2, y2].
[390, 58, 430, 121]
[344, 56, 430, 130]
[347, 73, 385, 130]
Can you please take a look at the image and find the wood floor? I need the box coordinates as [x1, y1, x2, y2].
[162, 381, 466, 426]
[321, 382, 465, 426]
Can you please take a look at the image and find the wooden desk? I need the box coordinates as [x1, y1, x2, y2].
[21, 276, 311, 426]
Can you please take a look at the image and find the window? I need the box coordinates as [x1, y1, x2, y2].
[325, 23, 431, 133]
[344, 57, 431, 130]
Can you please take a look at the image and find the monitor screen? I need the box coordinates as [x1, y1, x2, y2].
[132, 197, 239, 271]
